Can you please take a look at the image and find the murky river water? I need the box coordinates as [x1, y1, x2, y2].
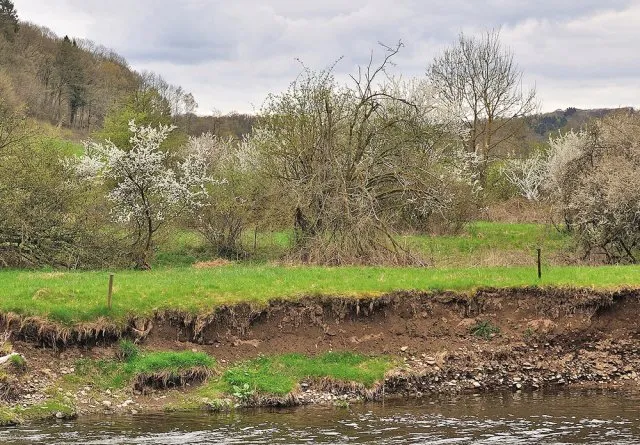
[2, 389, 640, 444]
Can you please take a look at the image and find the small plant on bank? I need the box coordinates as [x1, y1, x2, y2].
[470, 320, 500, 340]
[8, 354, 26, 372]
[231, 383, 254, 401]
[523, 327, 535, 340]
[116, 339, 139, 361]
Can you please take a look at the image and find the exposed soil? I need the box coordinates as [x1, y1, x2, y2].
[2, 287, 640, 420]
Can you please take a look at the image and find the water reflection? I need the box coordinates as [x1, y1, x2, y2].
[2, 389, 640, 444]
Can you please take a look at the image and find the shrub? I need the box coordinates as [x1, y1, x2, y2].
[548, 110, 640, 263]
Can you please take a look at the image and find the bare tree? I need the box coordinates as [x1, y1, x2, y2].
[253, 43, 462, 265]
[428, 29, 537, 183]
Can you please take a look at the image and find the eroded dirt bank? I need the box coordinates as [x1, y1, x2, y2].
[3, 287, 640, 420]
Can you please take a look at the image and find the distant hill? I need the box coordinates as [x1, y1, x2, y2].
[526, 108, 629, 140]
[0, 4, 252, 139]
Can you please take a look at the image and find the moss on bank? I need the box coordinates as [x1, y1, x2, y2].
[0, 394, 76, 426]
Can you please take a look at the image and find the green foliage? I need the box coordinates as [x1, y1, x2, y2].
[0, 124, 122, 268]
[470, 320, 500, 339]
[231, 383, 254, 401]
[222, 352, 394, 395]
[95, 92, 186, 150]
[8, 354, 26, 371]
[116, 339, 139, 361]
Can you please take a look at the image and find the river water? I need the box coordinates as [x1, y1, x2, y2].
[2, 389, 640, 444]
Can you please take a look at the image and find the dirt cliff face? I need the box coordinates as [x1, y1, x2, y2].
[136, 288, 632, 361]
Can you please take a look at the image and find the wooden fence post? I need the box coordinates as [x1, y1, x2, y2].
[537, 248, 542, 279]
[108, 273, 114, 310]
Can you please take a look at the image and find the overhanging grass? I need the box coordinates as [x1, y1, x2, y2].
[213, 352, 394, 396]
[72, 350, 215, 390]
[123, 351, 214, 376]
[1, 264, 640, 324]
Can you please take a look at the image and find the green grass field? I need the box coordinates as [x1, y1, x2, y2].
[1, 263, 639, 324]
[0, 221, 632, 326]
[401, 221, 571, 267]
[154, 221, 573, 267]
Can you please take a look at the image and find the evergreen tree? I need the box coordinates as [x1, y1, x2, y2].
[55, 35, 87, 126]
[0, 0, 19, 39]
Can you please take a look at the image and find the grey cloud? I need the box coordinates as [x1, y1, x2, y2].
[13, 0, 640, 113]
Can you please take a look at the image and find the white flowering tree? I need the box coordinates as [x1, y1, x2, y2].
[545, 130, 588, 195]
[77, 121, 214, 268]
[540, 111, 640, 263]
[501, 153, 548, 201]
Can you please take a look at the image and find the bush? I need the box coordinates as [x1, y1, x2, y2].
[549, 110, 640, 263]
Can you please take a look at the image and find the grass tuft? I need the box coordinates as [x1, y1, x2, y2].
[8, 354, 26, 371]
[221, 352, 394, 396]
[74, 350, 216, 391]
[470, 320, 500, 339]
[116, 339, 139, 361]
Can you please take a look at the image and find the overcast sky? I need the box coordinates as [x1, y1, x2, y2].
[13, 0, 640, 115]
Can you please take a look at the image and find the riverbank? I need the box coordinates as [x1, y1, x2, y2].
[2, 264, 640, 325]
[1, 287, 640, 424]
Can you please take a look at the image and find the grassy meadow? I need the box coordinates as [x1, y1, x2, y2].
[0, 221, 636, 325]
[2, 263, 640, 324]
[154, 221, 572, 267]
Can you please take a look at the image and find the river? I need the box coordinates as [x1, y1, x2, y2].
[2, 389, 639, 444]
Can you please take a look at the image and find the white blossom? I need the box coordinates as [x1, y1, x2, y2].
[75, 121, 216, 257]
[546, 130, 588, 194]
[501, 153, 548, 201]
